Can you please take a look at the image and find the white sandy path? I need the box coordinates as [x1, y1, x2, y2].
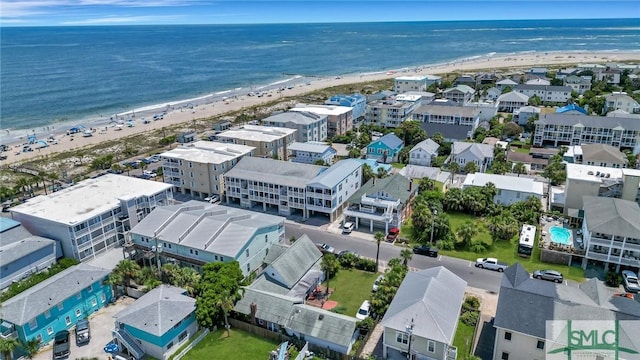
[3, 50, 639, 166]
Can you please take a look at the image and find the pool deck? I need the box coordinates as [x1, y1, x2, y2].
[539, 216, 584, 253]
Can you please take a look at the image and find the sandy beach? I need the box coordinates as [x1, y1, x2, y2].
[2, 50, 639, 166]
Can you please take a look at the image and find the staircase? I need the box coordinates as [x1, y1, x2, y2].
[113, 328, 145, 359]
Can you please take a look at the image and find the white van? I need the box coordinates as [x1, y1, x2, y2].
[342, 222, 355, 234]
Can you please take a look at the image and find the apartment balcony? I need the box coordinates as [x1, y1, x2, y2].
[0, 322, 17, 340]
[360, 195, 400, 209]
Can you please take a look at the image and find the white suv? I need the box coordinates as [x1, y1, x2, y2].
[342, 222, 355, 234]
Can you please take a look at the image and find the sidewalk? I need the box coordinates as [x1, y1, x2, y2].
[465, 286, 499, 358]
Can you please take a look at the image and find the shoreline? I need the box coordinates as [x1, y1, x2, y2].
[2, 49, 640, 166]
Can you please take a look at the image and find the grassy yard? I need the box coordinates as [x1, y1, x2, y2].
[391, 162, 405, 169]
[404, 212, 586, 282]
[324, 268, 379, 317]
[184, 328, 279, 360]
[453, 318, 476, 357]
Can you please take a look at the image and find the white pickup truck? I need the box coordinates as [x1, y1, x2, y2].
[475, 258, 509, 272]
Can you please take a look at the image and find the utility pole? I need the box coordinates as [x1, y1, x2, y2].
[430, 209, 438, 246]
[406, 318, 414, 360]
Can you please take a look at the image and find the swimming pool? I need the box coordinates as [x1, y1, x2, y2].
[549, 226, 572, 245]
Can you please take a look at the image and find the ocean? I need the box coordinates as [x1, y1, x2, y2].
[1, 18, 639, 133]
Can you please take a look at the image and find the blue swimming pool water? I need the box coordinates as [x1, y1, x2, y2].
[550, 226, 572, 245]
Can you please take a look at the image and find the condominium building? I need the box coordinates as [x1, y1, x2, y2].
[289, 104, 353, 138]
[365, 94, 423, 128]
[10, 174, 174, 262]
[212, 125, 297, 160]
[394, 75, 441, 93]
[288, 141, 337, 165]
[225, 157, 362, 221]
[514, 84, 572, 103]
[412, 103, 481, 142]
[325, 93, 366, 122]
[129, 201, 285, 275]
[160, 141, 255, 199]
[262, 111, 327, 143]
[533, 113, 640, 150]
[581, 196, 640, 271]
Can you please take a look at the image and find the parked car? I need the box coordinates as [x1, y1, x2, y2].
[356, 300, 371, 320]
[53, 330, 71, 359]
[204, 195, 220, 204]
[533, 269, 564, 283]
[386, 228, 400, 241]
[622, 270, 640, 293]
[316, 243, 335, 255]
[342, 222, 355, 234]
[75, 319, 91, 346]
[475, 258, 508, 272]
[372, 275, 384, 292]
[413, 245, 439, 257]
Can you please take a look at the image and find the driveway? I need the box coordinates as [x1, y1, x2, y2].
[32, 297, 135, 360]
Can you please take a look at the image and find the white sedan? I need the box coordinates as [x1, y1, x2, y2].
[356, 300, 370, 320]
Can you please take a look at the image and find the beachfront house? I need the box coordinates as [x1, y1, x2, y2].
[413, 102, 481, 142]
[261, 111, 328, 143]
[0, 264, 112, 348]
[365, 94, 423, 128]
[0, 218, 57, 290]
[211, 125, 297, 161]
[288, 141, 337, 165]
[325, 93, 367, 123]
[343, 173, 417, 233]
[532, 113, 640, 150]
[462, 173, 544, 206]
[290, 104, 354, 137]
[408, 139, 440, 167]
[10, 174, 174, 263]
[129, 200, 285, 275]
[160, 141, 255, 200]
[381, 267, 466, 360]
[450, 142, 494, 172]
[113, 285, 198, 360]
[366, 133, 404, 164]
[394, 75, 441, 93]
[442, 85, 475, 104]
[492, 264, 640, 360]
[496, 78, 518, 91]
[514, 84, 572, 103]
[225, 157, 362, 221]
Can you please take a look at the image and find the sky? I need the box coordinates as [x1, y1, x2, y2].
[1, 1, 638, 27]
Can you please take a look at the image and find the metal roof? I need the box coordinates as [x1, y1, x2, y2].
[0, 236, 55, 265]
[263, 111, 325, 125]
[216, 125, 297, 142]
[370, 133, 403, 150]
[410, 139, 439, 155]
[307, 159, 362, 189]
[225, 157, 326, 189]
[288, 142, 334, 154]
[160, 141, 255, 164]
[463, 173, 544, 196]
[413, 103, 481, 117]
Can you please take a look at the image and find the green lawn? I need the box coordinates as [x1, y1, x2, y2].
[513, 147, 530, 154]
[453, 318, 476, 357]
[404, 212, 586, 282]
[391, 162, 405, 169]
[324, 268, 379, 316]
[184, 328, 279, 360]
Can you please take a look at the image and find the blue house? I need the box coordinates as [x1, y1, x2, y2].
[325, 93, 367, 121]
[0, 263, 112, 347]
[0, 218, 57, 290]
[366, 133, 404, 164]
[113, 285, 197, 360]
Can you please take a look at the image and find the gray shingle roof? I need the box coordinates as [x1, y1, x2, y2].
[287, 304, 357, 349]
[410, 139, 440, 155]
[288, 142, 334, 154]
[381, 267, 467, 344]
[131, 201, 284, 257]
[265, 234, 322, 289]
[347, 173, 416, 205]
[1, 236, 55, 265]
[536, 113, 640, 130]
[373, 133, 404, 150]
[398, 165, 452, 184]
[307, 159, 362, 189]
[420, 123, 472, 141]
[114, 285, 195, 336]
[0, 263, 110, 325]
[494, 264, 640, 339]
[497, 91, 529, 102]
[444, 85, 475, 94]
[452, 142, 494, 159]
[263, 111, 324, 125]
[515, 84, 572, 92]
[225, 157, 326, 189]
[234, 288, 301, 325]
[582, 196, 640, 238]
[580, 144, 627, 164]
[413, 104, 481, 118]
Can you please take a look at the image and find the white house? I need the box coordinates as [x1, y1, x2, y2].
[394, 75, 441, 93]
[605, 92, 640, 114]
[515, 84, 572, 103]
[462, 173, 544, 206]
[290, 104, 354, 137]
[497, 91, 530, 112]
[513, 106, 541, 126]
[262, 111, 328, 143]
[450, 142, 494, 172]
[409, 139, 440, 166]
[442, 85, 475, 104]
[496, 78, 518, 91]
[563, 75, 592, 95]
[288, 141, 337, 165]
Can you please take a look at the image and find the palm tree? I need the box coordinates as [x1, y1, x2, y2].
[447, 162, 460, 174]
[513, 162, 526, 176]
[14, 177, 30, 197]
[217, 296, 235, 337]
[457, 221, 478, 248]
[463, 161, 478, 174]
[400, 249, 413, 267]
[22, 338, 41, 359]
[321, 254, 340, 295]
[0, 337, 20, 360]
[374, 231, 385, 273]
[443, 188, 464, 211]
[113, 259, 141, 288]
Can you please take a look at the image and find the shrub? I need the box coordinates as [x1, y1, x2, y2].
[470, 242, 488, 254]
[331, 305, 347, 314]
[463, 296, 480, 312]
[355, 257, 376, 272]
[436, 240, 455, 250]
[357, 317, 375, 333]
[338, 253, 359, 269]
[460, 311, 479, 327]
[605, 271, 620, 287]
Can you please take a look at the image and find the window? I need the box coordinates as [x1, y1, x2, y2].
[396, 331, 408, 344]
[91, 298, 98, 306]
[28, 319, 37, 330]
[537, 340, 545, 350]
[265, 235, 268, 243]
[501, 352, 509, 360]
[57, 302, 64, 311]
[246, 249, 250, 257]
[75, 309, 82, 317]
[86, 284, 93, 292]
[44, 310, 51, 318]
[76, 292, 82, 300]
[166, 342, 174, 350]
[101, 293, 107, 303]
[504, 331, 512, 341]
[36, 334, 42, 342]
[195, 250, 199, 255]
[65, 316, 71, 325]
[247, 264, 251, 272]
[179, 331, 188, 342]
[427, 340, 435, 353]
[47, 327, 54, 335]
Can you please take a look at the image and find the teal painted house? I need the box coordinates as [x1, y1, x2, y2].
[113, 285, 198, 360]
[366, 133, 404, 164]
[0, 263, 112, 351]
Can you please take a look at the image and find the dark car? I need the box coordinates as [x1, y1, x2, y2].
[53, 330, 70, 359]
[75, 319, 91, 346]
[533, 269, 564, 283]
[413, 245, 439, 257]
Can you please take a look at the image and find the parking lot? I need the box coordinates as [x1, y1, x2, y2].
[32, 297, 135, 360]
